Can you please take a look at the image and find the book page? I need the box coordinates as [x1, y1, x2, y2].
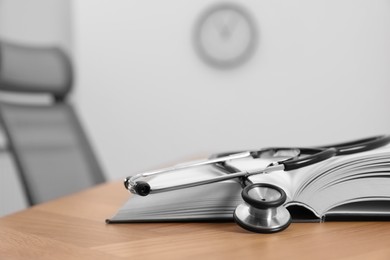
[325, 200, 390, 219]
[109, 164, 243, 222]
[294, 145, 390, 216]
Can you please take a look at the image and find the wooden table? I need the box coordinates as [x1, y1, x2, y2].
[1, 181, 390, 259]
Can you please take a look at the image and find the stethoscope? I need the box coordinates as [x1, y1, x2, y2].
[124, 135, 390, 233]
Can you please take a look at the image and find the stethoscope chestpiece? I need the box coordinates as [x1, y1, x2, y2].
[234, 183, 291, 233]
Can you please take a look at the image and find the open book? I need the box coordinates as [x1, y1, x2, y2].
[108, 145, 390, 223]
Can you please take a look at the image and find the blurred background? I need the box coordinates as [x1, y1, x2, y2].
[1, 0, 390, 216]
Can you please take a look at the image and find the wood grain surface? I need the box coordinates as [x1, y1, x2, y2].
[1, 181, 390, 260]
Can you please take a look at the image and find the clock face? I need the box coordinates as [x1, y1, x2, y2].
[193, 3, 258, 69]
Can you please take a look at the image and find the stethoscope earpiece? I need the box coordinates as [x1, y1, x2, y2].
[234, 183, 291, 233]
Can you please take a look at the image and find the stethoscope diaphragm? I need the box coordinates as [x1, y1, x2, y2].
[233, 183, 291, 233]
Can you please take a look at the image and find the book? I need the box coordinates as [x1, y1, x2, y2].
[107, 144, 390, 223]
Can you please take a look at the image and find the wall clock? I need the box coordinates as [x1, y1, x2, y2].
[193, 3, 258, 69]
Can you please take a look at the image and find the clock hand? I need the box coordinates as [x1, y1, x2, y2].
[213, 13, 240, 40]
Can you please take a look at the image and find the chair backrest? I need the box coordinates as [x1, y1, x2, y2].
[0, 41, 72, 100]
[0, 41, 105, 205]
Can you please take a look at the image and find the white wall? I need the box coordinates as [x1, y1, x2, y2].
[73, 0, 390, 179]
[0, 0, 72, 53]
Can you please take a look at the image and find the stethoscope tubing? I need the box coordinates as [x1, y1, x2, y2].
[281, 148, 337, 171]
[320, 135, 390, 155]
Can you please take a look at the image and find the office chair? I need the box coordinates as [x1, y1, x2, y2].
[0, 41, 106, 205]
